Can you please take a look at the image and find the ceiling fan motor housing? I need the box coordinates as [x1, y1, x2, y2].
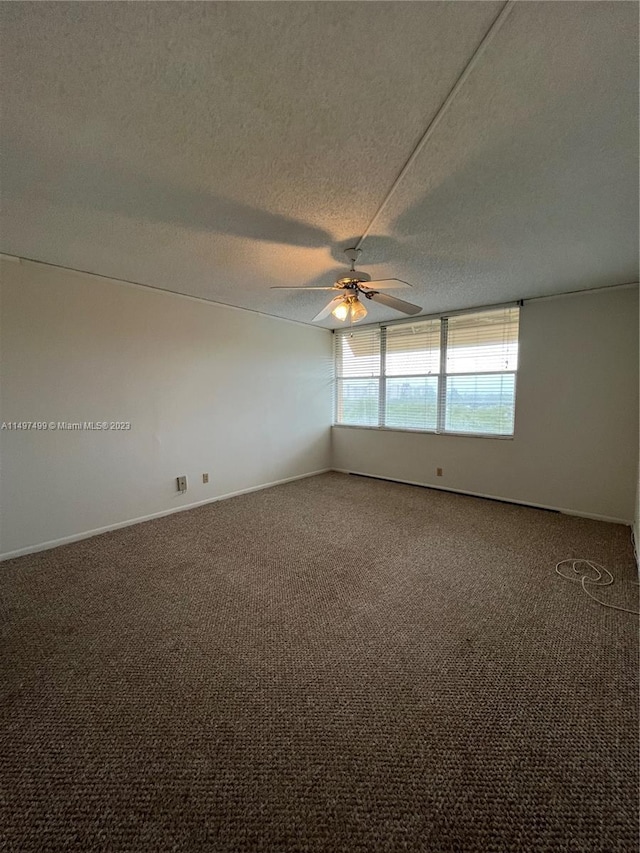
[337, 272, 371, 287]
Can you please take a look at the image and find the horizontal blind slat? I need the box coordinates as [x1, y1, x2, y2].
[386, 376, 438, 431]
[334, 307, 519, 436]
[335, 328, 381, 378]
[385, 319, 441, 376]
[336, 378, 379, 426]
[445, 374, 516, 435]
[446, 307, 519, 374]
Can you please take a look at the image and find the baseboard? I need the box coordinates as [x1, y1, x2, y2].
[331, 468, 632, 526]
[0, 468, 331, 561]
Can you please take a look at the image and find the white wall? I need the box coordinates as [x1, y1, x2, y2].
[635, 282, 640, 562]
[634, 464, 639, 564]
[0, 257, 333, 557]
[2, 260, 636, 557]
[333, 286, 639, 523]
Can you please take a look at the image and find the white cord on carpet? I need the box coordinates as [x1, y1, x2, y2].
[555, 559, 639, 616]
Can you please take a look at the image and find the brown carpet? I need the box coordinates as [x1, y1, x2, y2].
[1, 472, 638, 852]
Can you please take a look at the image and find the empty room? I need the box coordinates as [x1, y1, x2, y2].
[1, 2, 638, 851]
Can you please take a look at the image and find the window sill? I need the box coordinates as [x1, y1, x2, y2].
[332, 424, 514, 440]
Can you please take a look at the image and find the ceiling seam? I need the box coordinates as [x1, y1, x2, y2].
[355, 0, 516, 251]
[1, 254, 331, 331]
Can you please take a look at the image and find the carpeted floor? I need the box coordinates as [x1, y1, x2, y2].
[1, 472, 638, 852]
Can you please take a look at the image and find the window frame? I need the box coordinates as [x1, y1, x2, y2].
[333, 304, 520, 439]
[334, 327, 382, 428]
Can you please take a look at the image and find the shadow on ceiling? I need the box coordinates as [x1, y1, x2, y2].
[4, 150, 334, 250]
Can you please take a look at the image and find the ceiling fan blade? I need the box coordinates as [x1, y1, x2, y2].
[364, 278, 413, 289]
[368, 292, 421, 315]
[270, 286, 339, 290]
[312, 295, 346, 322]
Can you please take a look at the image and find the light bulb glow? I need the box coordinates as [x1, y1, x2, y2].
[349, 297, 367, 322]
[331, 299, 350, 321]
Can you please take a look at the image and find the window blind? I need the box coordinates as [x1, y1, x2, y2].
[385, 320, 440, 376]
[443, 307, 519, 436]
[446, 308, 519, 374]
[385, 319, 440, 431]
[335, 327, 381, 378]
[335, 328, 381, 427]
[334, 305, 520, 437]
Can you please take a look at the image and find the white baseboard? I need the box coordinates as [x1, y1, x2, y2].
[332, 468, 632, 526]
[0, 468, 331, 561]
[3, 467, 630, 561]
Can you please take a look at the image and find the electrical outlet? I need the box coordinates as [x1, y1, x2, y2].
[177, 475, 187, 492]
[436, 467, 443, 477]
[202, 473, 209, 484]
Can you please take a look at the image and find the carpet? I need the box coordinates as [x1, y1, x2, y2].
[1, 472, 638, 852]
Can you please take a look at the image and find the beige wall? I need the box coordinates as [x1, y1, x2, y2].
[0, 258, 333, 557]
[635, 464, 639, 562]
[636, 283, 640, 563]
[333, 286, 639, 523]
[2, 259, 636, 557]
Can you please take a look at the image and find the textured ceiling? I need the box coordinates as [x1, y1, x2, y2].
[1, 1, 637, 328]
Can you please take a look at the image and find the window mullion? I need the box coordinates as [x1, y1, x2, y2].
[379, 326, 387, 428]
[333, 332, 338, 424]
[334, 308, 519, 436]
[437, 318, 448, 432]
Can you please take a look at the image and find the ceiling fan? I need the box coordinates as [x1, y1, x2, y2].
[272, 248, 422, 323]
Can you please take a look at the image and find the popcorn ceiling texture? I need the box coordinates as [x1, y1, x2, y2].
[0, 2, 637, 326]
[1, 473, 638, 851]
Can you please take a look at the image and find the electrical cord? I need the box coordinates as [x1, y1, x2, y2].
[555, 559, 639, 616]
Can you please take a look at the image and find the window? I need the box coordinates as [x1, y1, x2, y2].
[334, 306, 519, 437]
[335, 327, 381, 427]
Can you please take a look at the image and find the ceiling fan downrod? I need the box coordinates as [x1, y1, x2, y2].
[344, 247, 362, 272]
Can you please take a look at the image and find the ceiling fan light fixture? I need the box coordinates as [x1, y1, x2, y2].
[331, 299, 350, 321]
[331, 295, 367, 323]
[274, 248, 421, 323]
[349, 297, 367, 322]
